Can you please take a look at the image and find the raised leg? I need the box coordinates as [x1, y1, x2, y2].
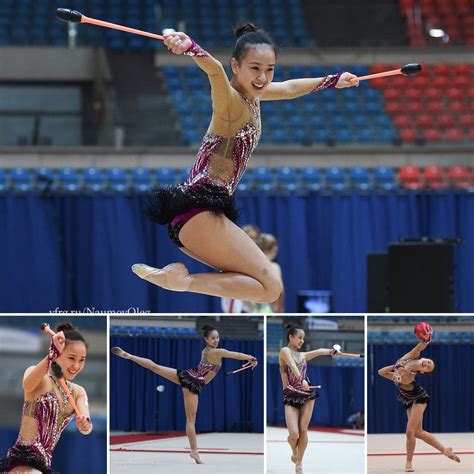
[182, 388, 203, 464]
[134, 212, 283, 303]
[111, 347, 180, 384]
[414, 418, 460, 463]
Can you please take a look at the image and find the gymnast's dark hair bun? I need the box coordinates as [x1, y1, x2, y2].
[234, 22, 260, 38]
[56, 322, 75, 332]
[286, 323, 304, 342]
[202, 325, 217, 337]
[56, 322, 88, 348]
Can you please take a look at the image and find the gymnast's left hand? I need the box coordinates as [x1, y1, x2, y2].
[249, 357, 258, 368]
[336, 72, 359, 88]
[163, 32, 193, 55]
[76, 415, 92, 434]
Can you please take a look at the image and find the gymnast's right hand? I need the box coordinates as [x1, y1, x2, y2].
[164, 32, 192, 55]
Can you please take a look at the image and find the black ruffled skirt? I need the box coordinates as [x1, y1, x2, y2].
[283, 387, 319, 408]
[177, 369, 206, 395]
[0, 444, 51, 474]
[397, 382, 430, 408]
[145, 183, 239, 247]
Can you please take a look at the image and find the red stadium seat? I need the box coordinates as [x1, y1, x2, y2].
[426, 87, 439, 100]
[399, 128, 418, 142]
[432, 64, 451, 77]
[412, 75, 430, 89]
[453, 64, 471, 76]
[416, 114, 435, 128]
[438, 114, 455, 128]
[392, 76, 409, 89]
[448, 166, 471, 189]
[453, 75, 471, 88]
[406, 101, 423, 114]
[399, 166, 423, 190]
[386, 102, 404, 114]
[425, 101, 444, 113]
[383, 88, 400, 100]
[424, 166, 448, 189]
[444, 128, 464, 142]
[467, 87, 474, 100]
[423, 128, 442, 142]
[393, 115, 412, 128]
[450, 100, 468, 113]
[432, 76, 451, 89]
[446, 88, 463, 100]
[459, 113, 474, 128]
[371, 65, 391, 74]
[468, 127, 474, 141]
[405, 88, 422, 100]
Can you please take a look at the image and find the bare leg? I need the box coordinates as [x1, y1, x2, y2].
[134, 213, 282, 303]
[111, 347, 180, 384]
[285, 405, 300, 464]
[183, 388, 203, 464]
[405, 404, 426, 471]
[415, 418, 461, 463]
[296, 399, 315, 471]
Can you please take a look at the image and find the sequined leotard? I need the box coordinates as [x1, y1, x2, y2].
[0, 375, 75, 474]
[281, 350, 318, 408]
[392, 358, 429, 408]
[145, 39, 341, 247]
[178, 346, 222, 394]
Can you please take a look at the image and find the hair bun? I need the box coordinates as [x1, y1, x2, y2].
[202, 325, 212, 331]
[234, 22, 260, 38]
[56, 322, 75, 332]
[285, 323, 295, 330]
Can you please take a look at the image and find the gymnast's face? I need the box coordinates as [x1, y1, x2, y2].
[231, 44, 276, 98]
[56, 341, 87, 381]
[419, 358, 434, 373]
[205, 330, 220, 348]
[289, 330, 305, 350]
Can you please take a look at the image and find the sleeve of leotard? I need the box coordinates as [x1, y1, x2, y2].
[184, 41, 241, 119]
[261, 75, 342, 101]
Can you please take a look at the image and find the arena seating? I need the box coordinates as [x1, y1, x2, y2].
[1, 166, 472, 193]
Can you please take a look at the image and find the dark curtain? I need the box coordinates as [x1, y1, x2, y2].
[0, 428, 106, 474]
[368, 343, 474, 433]
[267, 363, 363, 427]
[110, 336, 263, 433]
[1, 191, 472, 312]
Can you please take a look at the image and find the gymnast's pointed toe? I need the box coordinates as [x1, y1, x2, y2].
[132, 262, 192, 291]
[131, 263, 158, 279]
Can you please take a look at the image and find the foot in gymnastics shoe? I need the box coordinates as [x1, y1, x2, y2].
[295, 461, 303, 473]
[444, 447, 460, 463]
[111, 347, 131, 359]
[405, 462, 414, 472]
[190, 451, 203, 464]
[132, 262, 192, 291]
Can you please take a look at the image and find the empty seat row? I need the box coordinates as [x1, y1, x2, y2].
[1, 166, 472, 194]
[110, 325, 197, 336]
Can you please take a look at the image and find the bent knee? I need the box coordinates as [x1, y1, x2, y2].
[258, 275, 283, 303]
[406, 429, 416, 440]
[288, 432, 299, 443]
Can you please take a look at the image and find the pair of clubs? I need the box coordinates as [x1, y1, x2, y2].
[56, 8, 422, 82]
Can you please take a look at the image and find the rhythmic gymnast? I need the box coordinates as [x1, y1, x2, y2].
[0, 323, 92, 474]
[280, 323, 361, 474]
[132, 23, 358, 303]
[377, 326, 460, 472]
[111, 324, 258, 464]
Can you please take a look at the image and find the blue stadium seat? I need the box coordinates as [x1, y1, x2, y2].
[252, 167, 275, 192]
[83, 168, 106, 193]
[131, 168, 152, 192]
[349, 167, 372, 191]
[373, 166, 397, 191]
[107, 168, 129, 193]
[179, 167, 191, 183]
[236, 172, 251, 193]
[356, 129, 376, 143]
[324, 167, 348, 191]
[300, 167, 322, 191]
[334, 129, 354, 144]
[155, 168, 176, 186]
[10, 168, 32, 192]
[269, 129, 289, 144]
[34, 168, 56, 193]
[277, 167, 298, 192]
[58, 168, 81, 193]
[0, 169, 6, 193]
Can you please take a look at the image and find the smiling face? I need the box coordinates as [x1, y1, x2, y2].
[55, 341, 87, 381]
[231, 44, 276, 98]
[419, 358, 435, 373]
[288, 329, 305, 350]
[205, 330, 220, 348]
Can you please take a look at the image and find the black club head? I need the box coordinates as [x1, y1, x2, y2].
[56, 8, 83, 23]
[401, 63, 422, 76]
[51, 362, 64, 379]
[40, 322, 49, 331]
